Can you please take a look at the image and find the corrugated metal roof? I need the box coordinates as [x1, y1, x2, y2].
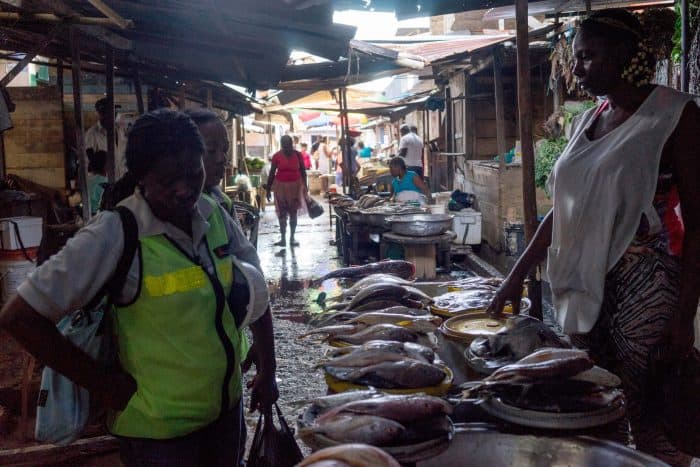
[379, 35, 513, 63]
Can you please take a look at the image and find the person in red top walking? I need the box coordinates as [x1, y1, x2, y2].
[300, 143, 312, 169]
[265, 135, 308, 247]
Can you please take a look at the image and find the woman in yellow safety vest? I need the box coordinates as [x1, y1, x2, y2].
[0, 109, 278, 466]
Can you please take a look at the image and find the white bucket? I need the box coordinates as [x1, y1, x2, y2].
[428, 204, 447, 215]
[0, 258, 35, 304]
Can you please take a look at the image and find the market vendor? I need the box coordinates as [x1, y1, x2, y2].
[0, 109, 278, 466]
[388, 156, 432, 204]
[488, 9, 700, 466]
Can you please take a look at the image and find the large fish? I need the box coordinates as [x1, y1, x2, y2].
[327, 274, 416, 303]
[297, 444, 401, 467]
[478, 315, 569, 360]
[298, 324, 365, 341]
[301, 414, 405, 446]
[317, 348, 407, 369]
[334, 324, 420, 345]
[314, 260, 415, 284]
[338, 360, 446, 389]
[348, 313, 442, 331]
[318, 395, 452, 424]
[327, 340, 436, 363]
[470, 348, 594, 388]
[346, 284, 432, 311]
[349, 299, 424, 313]
[294, 389, 381, 410]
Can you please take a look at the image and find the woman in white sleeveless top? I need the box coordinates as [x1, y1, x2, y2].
[489, 10, 700, 466]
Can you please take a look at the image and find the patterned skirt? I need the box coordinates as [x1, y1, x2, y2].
[571, 236, 690, 466]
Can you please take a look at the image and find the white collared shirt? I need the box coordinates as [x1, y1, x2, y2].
[18, 191, 261, 323]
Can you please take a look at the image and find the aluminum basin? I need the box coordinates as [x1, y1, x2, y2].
[388, 214, 454, 237]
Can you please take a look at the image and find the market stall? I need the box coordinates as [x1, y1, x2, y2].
[293, 264, 657, 467]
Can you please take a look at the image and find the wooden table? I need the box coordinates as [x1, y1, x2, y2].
[381, 231, 454, 279]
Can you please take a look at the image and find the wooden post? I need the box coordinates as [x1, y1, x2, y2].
[105, 46, 116, 182]
[515, 0, 542, 318]
[70, 26, 91, 220]
[681, 0, 690, 92]
[57, 58, 71, 188]
[133, 69, 144, 114]
[494, 45, 507, 172]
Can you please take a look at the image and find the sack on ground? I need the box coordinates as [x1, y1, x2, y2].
[35, 305, 115, 446]
[247, 404, 303, 467]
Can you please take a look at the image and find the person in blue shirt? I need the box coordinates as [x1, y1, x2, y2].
[389, 156, 432, 204]
[358, 141, 372, 158]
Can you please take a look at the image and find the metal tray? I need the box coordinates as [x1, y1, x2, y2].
[387, 214, 454, 237]
[479, 394, 626, 430]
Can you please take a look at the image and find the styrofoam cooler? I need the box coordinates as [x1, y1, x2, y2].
[452, 209, 482, 245]
[0, 217, 43, 250]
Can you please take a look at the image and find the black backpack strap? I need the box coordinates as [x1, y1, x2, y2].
[109, 207, 138, 299]
[83, 207, 138, 310]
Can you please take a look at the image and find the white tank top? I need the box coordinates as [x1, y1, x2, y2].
[547, 86, 697, 333]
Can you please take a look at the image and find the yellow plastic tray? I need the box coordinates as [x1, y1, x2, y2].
[324, 365, 453, 396]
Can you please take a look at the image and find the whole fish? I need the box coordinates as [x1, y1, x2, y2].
[350, 299, 424, 313]
[314, 311, 361, 327]
[326, 340, 435, 363]
[334, 324, 420, 345]
[314, 260, 415, 284]
[349, 313, 442, 330]
[317, 348, 407, 368]
[343, 360, 446, 389]
[347, 284, 432, 311]
[298, 324, 365, 341]
[301, 414, 405, 446]
[486, 348, 593, 384]
[328, 274, 416, 303]
[318, 395, 452, 424]
[295, 389, 381, 410]
[363, 306, 428, 316]
[297, 444, 401, 467]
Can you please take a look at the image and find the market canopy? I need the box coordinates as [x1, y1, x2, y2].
[0, 0, 357, 111]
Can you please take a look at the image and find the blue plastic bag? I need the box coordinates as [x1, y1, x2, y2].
[35, 305, 114, 445]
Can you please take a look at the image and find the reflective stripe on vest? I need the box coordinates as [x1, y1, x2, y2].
[108, 197, 243, 439]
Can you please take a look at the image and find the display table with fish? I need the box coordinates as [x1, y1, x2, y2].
[298, 393, 453, 464]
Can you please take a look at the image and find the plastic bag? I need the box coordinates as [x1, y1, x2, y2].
[35, 306, 115, 445]
[247, 404, 304, 467]
[306, 196, 324, 219]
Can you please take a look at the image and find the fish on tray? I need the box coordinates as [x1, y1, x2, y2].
[298, 324, 367, 342]
[326, 360, 447, 389]
[348, 313, 442, 331]
[462, 348, 595, 397]
[297, 444, 401, 467]
[432, 290, 499, 313]
[317, 395, 452, 424]
[469, 315, 570, 364]
[314, 260, 415, 284]
[327, 274, 415, 303]
[326, 340, 436, 364]
[328, 284, 432, 312]
[299, 414, 405, 446]
[329, 324, 422, 346]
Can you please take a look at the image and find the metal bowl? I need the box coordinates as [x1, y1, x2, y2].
[387, 214, 454, 237]
[417, 425, 669, 467]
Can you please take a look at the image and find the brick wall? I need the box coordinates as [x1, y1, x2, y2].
[4, 86, 66, 189]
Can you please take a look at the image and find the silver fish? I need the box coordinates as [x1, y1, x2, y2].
[327, 274, 415, 303]
[335, 324, 420, 345]
[318, 394, 452, 424]
[296, 389, 380, 410]
[343, 360, 446, 389]
[348, 313, 442, 330]
[298, 324, 365, 341]
[302, 414, 405, 446]
[318, 348, 407, 368]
